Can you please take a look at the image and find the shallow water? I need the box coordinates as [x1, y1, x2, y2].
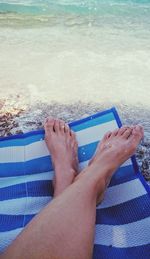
[0, 1, 150, 136]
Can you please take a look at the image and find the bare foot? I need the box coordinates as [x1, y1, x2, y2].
[76, 125, 144, 204]
[44, 118, 78, 197]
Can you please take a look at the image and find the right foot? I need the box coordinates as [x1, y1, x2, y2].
[44, 118, 79, 197]
[77, 125, 144, 203]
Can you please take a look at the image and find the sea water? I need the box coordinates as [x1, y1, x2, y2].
[0, 0, 150, 136]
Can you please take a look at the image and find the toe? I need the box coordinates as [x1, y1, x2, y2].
[130, 125, 144, 141]
[64, 124, 70, 135]
[70, 130, 76, 138]
[100, 131, 112, 147]
[122, 127, 133, 139]
[133, 125, 144, 138]
[59, 120, 66, 133]
[54, 119, 60, 133]
[44, 118, 55, 133]
[128, 125, 143, 151]
[118, 126, 131, 136]
[109, 128, 119, 138]
[103, 131, 112, 141]
[70, 131, 78, 148]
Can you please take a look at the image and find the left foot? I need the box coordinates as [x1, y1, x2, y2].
[75, 125, 144, 204]
[44, 118, 79, 197]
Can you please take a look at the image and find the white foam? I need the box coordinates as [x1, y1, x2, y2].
[0, 25, 150, 108]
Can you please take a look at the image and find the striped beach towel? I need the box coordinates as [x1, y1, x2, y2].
[0, 107, 150, 258]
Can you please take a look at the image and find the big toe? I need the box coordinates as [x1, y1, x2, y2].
[44, 118, 55, 133]
[128, 125, 144, 150]
[132, 125, 144, 139]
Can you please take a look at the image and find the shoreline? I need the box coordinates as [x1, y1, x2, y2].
[0, 97, 150, 182]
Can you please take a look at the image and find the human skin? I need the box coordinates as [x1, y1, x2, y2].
[1, 121, 143, 259]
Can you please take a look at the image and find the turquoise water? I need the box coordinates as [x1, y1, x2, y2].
[0, 0, 150, 15]
[0, 0, 150, 27]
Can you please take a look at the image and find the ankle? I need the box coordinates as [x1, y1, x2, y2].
[76, 169, 106, 199]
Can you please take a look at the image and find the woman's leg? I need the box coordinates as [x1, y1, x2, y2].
[1, 124, 143, 259]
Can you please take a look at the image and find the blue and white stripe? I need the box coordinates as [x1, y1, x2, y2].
[0, 108, 150, 258]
